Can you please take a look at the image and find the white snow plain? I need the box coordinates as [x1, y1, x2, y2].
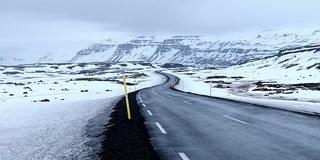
[0, 62, 166, 159]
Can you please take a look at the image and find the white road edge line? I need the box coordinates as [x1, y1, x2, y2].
[138, 92, 142, 101]
[178, 152, 190, 160]
[183, 101, 192, 105]
[147, 110, 153, 116]
[142, 104, 146, 107]
[155, 122, 167, 134]
[223, 115, 249, 125]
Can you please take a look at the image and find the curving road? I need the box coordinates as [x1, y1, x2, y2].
[137, 72, 320, 160]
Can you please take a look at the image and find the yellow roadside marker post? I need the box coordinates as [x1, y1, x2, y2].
[123, 75, 131, 120]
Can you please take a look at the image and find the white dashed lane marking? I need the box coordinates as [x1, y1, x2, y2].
[183, 101, 192, 105]
[223, 115, 249, 125]
[147, 110, 153, 116]
[155, 122, 167, 134]
[178, 152, 190, 160]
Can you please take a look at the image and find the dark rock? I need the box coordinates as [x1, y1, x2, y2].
[40, 99, 50, 102]
[161, 63, 185, 68]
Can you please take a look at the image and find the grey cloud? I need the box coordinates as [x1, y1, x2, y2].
[1, 0, 320, 35]
[1, 0, 320, 56]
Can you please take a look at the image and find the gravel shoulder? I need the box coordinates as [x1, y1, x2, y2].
[100, 91, 159, 160]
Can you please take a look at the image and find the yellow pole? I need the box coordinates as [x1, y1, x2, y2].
[123, 75, 131, 120]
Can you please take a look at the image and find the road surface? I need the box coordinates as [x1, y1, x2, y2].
[137, 72, 320, 160]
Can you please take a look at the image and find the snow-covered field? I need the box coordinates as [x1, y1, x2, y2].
[166, 50, 320, 115]
[0, 63, 165, 104]
[0, 62, 166, 159]
[0, 50, 319, 159]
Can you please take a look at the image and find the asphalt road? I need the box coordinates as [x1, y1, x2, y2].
[137, 72, 320, 160]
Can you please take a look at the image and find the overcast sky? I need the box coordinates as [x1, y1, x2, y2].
[1, 0, 320, 57]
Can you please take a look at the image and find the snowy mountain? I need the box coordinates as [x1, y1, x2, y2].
[66, 29, 320, 67]
[1, 28, 320, 67]
[35, 53, 74, 64]
[0, 57, 32, 65]
[0, 53, 74, 65]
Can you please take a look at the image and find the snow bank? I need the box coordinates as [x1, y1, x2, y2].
[166, 70, 320, 115]
[0, 97, 119, 159]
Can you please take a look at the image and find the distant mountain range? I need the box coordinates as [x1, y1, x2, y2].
[1, 28, 320, 67]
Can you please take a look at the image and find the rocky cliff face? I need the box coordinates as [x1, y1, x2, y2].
[69, 29, 320, 67]
[3, 29, 318, 67]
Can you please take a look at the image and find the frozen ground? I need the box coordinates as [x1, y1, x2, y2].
[165, 50, 320, 115]
[0, 98, 119, 159]
[0, 63, 165, 104]
[0, 62, 166, 159]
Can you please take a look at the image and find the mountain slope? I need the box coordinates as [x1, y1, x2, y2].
[66, 29, 320, 67]
[2, 28, 320, 67]
[228, 45, 320, 81]
[220, 44, 320, 101]
[0, 57, 33, 65]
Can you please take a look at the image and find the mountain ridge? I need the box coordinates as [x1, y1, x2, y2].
[1, 28, 319, 67]
[66, 29, 320, 67]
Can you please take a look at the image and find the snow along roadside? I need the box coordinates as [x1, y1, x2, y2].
[0, 96, 121, 160]
[165, 71, 320, 116]
[0, 70, 166, 159]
